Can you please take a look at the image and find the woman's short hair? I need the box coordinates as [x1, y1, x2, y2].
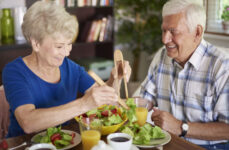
[22, 1, 78, 44]
[162, 0, 206, 33]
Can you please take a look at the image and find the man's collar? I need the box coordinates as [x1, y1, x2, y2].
[188, 39, 207, 70]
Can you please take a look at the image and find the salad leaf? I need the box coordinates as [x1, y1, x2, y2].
[152, 126, 165, 139]
[107, 114, 122, 125]
[123, 98, 137, 124]
[62, 134, 72, 141]
[121, 127, 134, 137]
[40, 135, 49, 143]
[119, 98, 165, 145]
[134, 124, 152, 144]
[79, 105, 125, 126]
[54, 140, 70, 149]
[90, 119, 102, 130]
[33, 134, 42, 143]
[34, 127, 73, 149]
[86, 109, 98, 116]
[121, 123, 165, 145]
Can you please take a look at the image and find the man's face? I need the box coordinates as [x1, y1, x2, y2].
[162, 12, 198, 66]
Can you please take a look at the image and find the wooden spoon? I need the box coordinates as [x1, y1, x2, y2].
[88, 70, 129, 109]
[114, 49, 129, 99]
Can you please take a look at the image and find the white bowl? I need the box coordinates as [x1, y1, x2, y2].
[26, 143, 56, 150]
[107, 133, 132, 150]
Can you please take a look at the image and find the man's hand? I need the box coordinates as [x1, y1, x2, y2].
[151, 107, 182, 135]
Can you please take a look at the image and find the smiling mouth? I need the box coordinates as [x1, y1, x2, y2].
[166, 45, 177, 51]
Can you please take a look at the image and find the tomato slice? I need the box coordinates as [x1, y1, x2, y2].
[89, 114, 97, 119]
[51, 133, 61, 142]
[71, 132, 76, 138]
[101, 110, 109, 117]
[81, 113, 87, 117]
[111, 108, 117, 114]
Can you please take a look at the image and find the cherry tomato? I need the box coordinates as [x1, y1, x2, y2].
[101, 110, 109, 117]
[111, 108, 117, 114]
[51, 133, 61, 142]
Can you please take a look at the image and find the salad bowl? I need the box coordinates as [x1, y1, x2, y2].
[75, 105, 127, 135]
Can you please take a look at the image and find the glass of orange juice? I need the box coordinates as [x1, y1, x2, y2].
[135, 97, 150, 126]
[79, 118, 102, 150]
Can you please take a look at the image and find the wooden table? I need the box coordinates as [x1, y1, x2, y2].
[5, 121, 205, 150]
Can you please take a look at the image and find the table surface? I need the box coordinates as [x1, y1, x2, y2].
[5, 120, 206, 150]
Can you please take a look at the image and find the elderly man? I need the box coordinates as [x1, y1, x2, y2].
[140, 0, 229, 149]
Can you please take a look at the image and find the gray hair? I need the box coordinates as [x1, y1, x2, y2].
[162, 0, 206, 32]
[22, 1, 78, 44]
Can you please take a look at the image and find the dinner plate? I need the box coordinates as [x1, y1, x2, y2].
[31, 129, 81, 150]
[131, 144, 139, 150]
[134, 130, 171, 148]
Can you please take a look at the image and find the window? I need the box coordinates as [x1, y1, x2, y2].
[205, 0, 229, 35]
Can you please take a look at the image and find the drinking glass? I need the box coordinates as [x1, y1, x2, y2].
[135, 97, 149, 126]
[79, 118, 102, 150]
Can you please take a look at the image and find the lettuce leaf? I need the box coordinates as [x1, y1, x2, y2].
[103, 114, 122, 126]
[120, 97, 166, 145]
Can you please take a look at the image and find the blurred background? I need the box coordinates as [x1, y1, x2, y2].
[0, 0, 229, 97]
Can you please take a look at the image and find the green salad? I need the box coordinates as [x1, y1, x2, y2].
[120, 98, 165, 145]
[79, 105, 124, 126]
[33, 126, 75, 149]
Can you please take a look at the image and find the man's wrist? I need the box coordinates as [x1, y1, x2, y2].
[179, 121, 189, 137]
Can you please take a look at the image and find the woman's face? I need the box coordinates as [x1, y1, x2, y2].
[161, 12, 198, 65]
[35, 32, 72, 68]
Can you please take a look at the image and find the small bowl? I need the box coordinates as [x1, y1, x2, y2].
[107, 133, 132, 150]
[26, 143, 56, 150]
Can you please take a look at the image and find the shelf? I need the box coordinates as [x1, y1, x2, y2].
[0, 1, 114, 85]
[0, 41, 112, 50]
[67, 6, 113, 23]
[0, 42, 30, 51]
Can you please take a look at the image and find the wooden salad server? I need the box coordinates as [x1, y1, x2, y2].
[88, 70, 129, 109]
[114, 49, 129, 99]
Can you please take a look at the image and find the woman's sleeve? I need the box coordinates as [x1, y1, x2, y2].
[2, 64, 34, 113]
[77, 66, 95, 94]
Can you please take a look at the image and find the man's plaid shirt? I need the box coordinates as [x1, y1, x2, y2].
[140, 40, 229, 145]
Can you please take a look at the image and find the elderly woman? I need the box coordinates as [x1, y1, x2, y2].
[2, 1, 131, 138]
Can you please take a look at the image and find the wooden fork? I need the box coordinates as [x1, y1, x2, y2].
[88, 70, 129, 109]
[114, 49, 129, 99]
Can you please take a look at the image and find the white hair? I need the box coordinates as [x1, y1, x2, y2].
[162, 0, 206, 32]
[22, 1, 78, 44]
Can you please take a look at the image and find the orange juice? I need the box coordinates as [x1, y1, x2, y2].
[136, 107, 148, 126]
[81, 130, 101, 150]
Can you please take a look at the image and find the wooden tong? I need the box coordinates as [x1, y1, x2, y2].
[88, 70, 129, 109]
[114, 50, 129, 99]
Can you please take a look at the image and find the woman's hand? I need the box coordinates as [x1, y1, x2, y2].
[113, 60, 131, 81]
[107, 60, 132, 89]
[83, 84, 119, 109]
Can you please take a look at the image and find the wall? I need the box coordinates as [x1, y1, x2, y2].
[0, 0, 25, 8]
[117, 33, 229, 97]
[204, 33, 229, 48]
[0, 0, 26, 43]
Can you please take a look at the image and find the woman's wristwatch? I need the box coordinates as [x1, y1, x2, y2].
[179, 121, 189, 137]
